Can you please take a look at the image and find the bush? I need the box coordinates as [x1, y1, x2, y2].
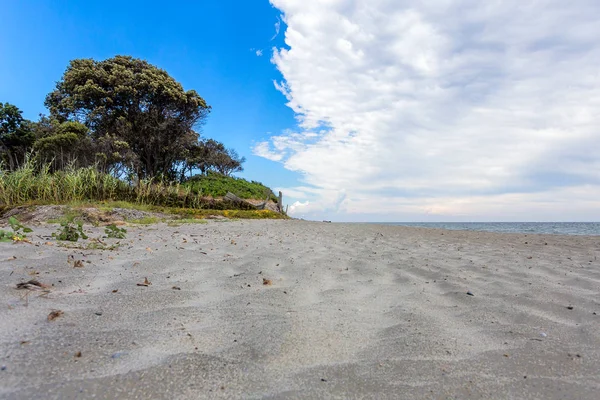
[183, 172, 277, 201]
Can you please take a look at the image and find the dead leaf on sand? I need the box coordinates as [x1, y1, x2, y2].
[16, 280, 49, 290]
[74, 351, 82, 358]
[73, 260, 84, 268]
[48, 310, 64, 321]
[172, 286, 181, 290]
[137, 277, 151, 287]
[112, 289, 118, 293]
[262, 278, 272, 286]
[145, 247, 153, 252]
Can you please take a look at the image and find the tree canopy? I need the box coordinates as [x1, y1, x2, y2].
[45, 55, 211, 179]
[0, 103, 35, 170]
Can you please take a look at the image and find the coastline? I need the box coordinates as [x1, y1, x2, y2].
[1, 220, 599, 399]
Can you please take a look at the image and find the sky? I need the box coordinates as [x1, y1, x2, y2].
[2, 1, 600, 222]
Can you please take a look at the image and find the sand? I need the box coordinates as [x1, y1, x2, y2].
[1, 220, 599, 399]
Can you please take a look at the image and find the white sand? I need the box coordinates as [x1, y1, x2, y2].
[1, 220, 599, 399]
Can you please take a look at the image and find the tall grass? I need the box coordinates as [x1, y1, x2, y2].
[0, 160, 255, 210]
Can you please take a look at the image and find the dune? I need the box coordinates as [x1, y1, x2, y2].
[1, 220, 599, 399]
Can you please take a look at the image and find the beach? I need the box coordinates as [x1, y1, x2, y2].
[1, 219, 599, 399]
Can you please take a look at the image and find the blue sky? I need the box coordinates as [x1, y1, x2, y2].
[2, 1, 600, 221]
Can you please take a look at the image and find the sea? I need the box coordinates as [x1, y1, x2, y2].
[378, 222, 600, 236]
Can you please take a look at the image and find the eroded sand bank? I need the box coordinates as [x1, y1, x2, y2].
[1, 220, 599, 399]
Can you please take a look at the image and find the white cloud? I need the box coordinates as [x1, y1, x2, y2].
[262, 0, 600, 221]
[255, 49, 263, 57]
[271, 16, 282, 41]
[252, 141, 283, 161]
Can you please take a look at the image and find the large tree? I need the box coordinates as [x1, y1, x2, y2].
[0, 103, 35, 170]
[45, 56, 211, 179]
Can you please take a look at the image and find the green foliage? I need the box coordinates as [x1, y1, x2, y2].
[45, 55, 211, 179]
[0, 230, 13, 242]
[0, 103, 36, 170]
[52, 221, 88, 242]
[104, 224, 127, 239]
[0, 216, 33, 242]
[182, 139, 245, 179]
[184, 172, 277, 200]
[4, 57, 247, 186]
[32, 120, 92, 170]
[0, 162, 279, 212]
[9, 216, 33, 234]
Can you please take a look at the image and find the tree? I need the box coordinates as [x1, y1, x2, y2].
[182, 138, 245, 178]
[32, 118, 92, 171]
[0, 103, 35, 170]
[212, 147, 245, 176]
[45, 56, 211, 179]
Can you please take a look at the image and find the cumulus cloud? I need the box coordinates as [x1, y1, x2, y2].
[257, 0, 600, 220]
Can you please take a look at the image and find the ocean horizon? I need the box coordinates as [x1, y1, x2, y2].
[373, 222, 600, 236]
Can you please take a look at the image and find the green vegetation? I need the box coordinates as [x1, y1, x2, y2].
[184, 172, 277, 200]
[1, 55, 284, 220]
[104, 224, 127, 239]
[0, 160, 278, 211]
[52, 221, 88, 241]
[0, 216, 32, 242]
[1, 56, 244, 180]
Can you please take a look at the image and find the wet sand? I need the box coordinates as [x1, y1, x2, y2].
[1, 220, 599, 399]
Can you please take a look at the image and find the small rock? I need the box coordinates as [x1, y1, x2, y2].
[539, 332, 547, 338]
[1, 365, 6, 371]
[567, 306, 574, 310]
[466, 291, 474, 296]
[321, 378, 327, 382]
[95, 312, 103, 316]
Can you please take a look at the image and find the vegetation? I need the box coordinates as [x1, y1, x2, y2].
[0, 216, 32, 242]
[52, 221, 88, 241]
[0, 160, 276, 210]
[0, 55, 283, 219]
[0, 103, 35, 170]
[1, 56, 248, 179]
[183, 172, 277, 200]
[104, 224, 127, 239]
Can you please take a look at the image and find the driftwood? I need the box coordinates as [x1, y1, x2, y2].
[224, 192, 251, 206]
[224, 191, 283, 213]
[224, 192, 262, 210]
